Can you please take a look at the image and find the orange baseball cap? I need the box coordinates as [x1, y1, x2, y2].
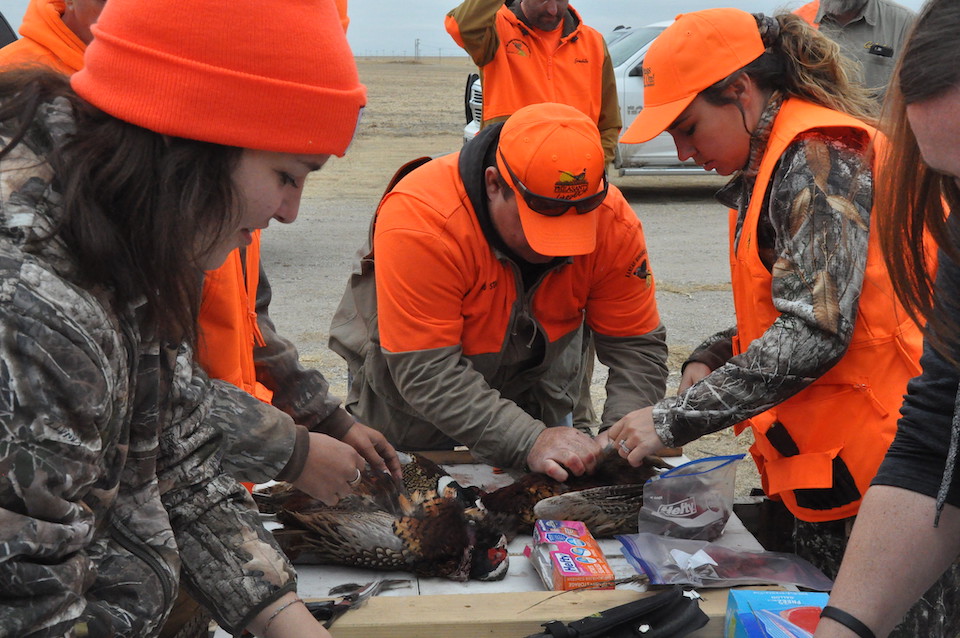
[496, 103, 606, 257]
[621, 9, 766, 144]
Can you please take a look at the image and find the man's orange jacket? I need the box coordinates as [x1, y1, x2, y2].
[0, 0, 83, 73]
[445, 0, 620, 164]
[329, 127, 667, 469]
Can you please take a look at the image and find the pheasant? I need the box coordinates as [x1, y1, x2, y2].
[476, 453, 668, 538]
[254, 452, 509, 582]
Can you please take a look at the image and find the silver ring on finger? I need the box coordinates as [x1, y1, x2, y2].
[348, 468, 362, 486]
[618, 439, 632, 454]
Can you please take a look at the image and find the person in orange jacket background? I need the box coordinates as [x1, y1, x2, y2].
[0, 0, 402, 501]
[445, 0, 620, 165]
[445, 0, 620, 432]
[0, 0, 98, 73]
[599, 7, 923, 591]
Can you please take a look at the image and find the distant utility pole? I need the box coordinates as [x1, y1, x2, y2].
[414, 38, 420, 62]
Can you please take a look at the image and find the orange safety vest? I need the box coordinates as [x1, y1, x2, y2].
[794, 0, 820, 27]
[0, 0, 85, 74]
[729, 98, 922, 522]
[196, 231, 273, 405]
[451, 6, 607, 125]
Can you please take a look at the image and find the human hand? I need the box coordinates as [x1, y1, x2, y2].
[679, 361, 711, 393]
[526, 427, 603, 482]
[291, 432, 365, 505]
[595, 406, 662, 466]
[341, 422, 403, 481]
[247, 592, 332, 637]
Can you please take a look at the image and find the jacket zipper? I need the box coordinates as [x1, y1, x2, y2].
[109, 517, 175, 612]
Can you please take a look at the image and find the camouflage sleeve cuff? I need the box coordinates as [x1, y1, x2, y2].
[275, 425, 310, 483]
[651, 404, 678, 448]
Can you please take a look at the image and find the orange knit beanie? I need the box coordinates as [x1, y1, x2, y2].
[71, 0, 366, 156]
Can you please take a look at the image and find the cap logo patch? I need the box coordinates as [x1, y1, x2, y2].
[554, 169, 589, 199]
[642, 66, 655, 87]
[506, 39, 530, 57]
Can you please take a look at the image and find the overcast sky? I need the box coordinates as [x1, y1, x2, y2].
[4, 0, 927, 58]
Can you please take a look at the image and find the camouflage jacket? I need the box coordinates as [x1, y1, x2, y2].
[0, 98, 299, 636]
[653, 94, 874, 446]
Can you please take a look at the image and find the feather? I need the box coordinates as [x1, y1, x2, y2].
[827, 194, 868, 230]
[255, 453, 510, 582]
[256, 453, 665, 582]
[805, 141, 831, 194]
[479, 455, 663, 537]
[789, 186, 813, 237]
[812, 271, 841, 333]
[534, 483, 649, 537]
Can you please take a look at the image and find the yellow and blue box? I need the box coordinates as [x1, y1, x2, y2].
[725, 589, 829, 637]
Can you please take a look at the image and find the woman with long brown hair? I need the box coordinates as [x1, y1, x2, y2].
[815, 0, 960, 636]
[0, 0, 366, 635]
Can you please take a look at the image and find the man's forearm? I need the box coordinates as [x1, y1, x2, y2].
[596, 324, 669, 426]
[445, 0, 505, 66]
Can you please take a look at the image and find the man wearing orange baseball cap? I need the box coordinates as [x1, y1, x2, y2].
[330, 102, 667, 482]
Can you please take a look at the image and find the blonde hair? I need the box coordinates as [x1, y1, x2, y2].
[702, 13, 876, 122]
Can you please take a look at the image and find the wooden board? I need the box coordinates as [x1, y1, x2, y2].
[323, 588, 752, 638]
[414, 446, 684, 465]
[413, 449, 479, 465]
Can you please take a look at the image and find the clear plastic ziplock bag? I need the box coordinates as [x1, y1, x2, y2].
[636, 454, 744, 541]
[617, 532, 834, 591]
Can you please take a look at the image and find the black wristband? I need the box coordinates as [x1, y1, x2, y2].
[820, 605, 876, 638]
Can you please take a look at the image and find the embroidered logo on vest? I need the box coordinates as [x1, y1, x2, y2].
[626, 251, 653, 286]
[506, 39, 530, 57]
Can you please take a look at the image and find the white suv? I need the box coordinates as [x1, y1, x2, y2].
[462, 21, 706, 176]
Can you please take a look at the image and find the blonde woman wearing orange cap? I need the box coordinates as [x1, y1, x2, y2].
[0, 0, 365, 635]
[330, 101, 668, 483]
[599, 8, 923, 582]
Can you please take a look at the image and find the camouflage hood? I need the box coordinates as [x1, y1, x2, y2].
[0, 95, 297, 636]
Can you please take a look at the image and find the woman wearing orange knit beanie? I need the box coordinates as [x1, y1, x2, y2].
[0, 0, 364, 636]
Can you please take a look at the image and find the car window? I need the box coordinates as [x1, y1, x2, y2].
[0, 10, 16, 48]
[606, 26, 666, 68]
